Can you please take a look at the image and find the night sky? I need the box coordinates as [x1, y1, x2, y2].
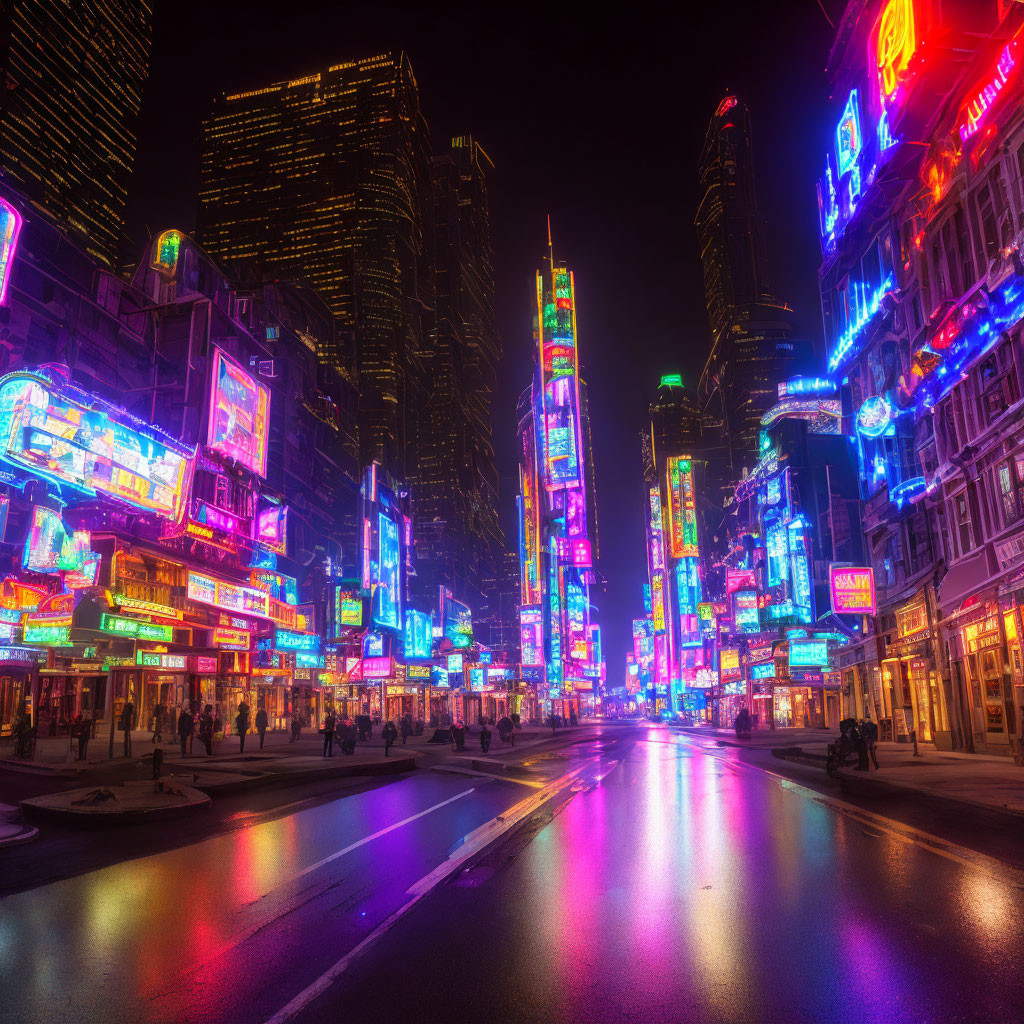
[127, 0, 842, 681]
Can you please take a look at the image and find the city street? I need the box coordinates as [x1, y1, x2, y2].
[3, 722, 1023, 1024]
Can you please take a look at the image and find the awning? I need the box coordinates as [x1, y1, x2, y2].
[937, 551, 993, 617]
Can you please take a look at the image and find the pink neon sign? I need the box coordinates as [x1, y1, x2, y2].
[958, 34, 1021, 143]
[0, 198, 23, 306]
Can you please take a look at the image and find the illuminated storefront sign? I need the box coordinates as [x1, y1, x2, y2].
[856, 395, 893, 438]
[751, 663, 776, 680]
[734, 589, 760, 633]
[520, 605, 544, 666]
[100, 614, 174, 642]
[24, 624, 71, 644]
[447, 653, 463, 673]
[274, 629, 319, 652]
[789, 639, 829, 668]
[23, 507, 98, 589]
[835, 89, 862, 176]
[720, 648, 741, 680]
[362, 656, 392, 678]
[726, 569, 757, 595]
[404, 609, 433, 659]
[469, 667, 485, 690]
[137, 651, 187, 669]
[830, 565, 877, 615]
[188, 571, 270, 619]
[406, 664, 431, 679]
[207, 348, 270, 477]
[0, 370, 194, 521]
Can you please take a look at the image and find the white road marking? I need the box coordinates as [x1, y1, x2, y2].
[262, 760, 598, 1024]
[291, 788, 475, 881]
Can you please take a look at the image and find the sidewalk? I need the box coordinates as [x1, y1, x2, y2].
[680, 725, 1024, 817]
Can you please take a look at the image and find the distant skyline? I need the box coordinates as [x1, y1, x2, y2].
[126, 0, 842, 679]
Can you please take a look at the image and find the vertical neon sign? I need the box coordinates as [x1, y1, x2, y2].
[0, 198, 23, 306]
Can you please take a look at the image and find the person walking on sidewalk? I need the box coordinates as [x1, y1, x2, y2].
[199, 705, 215, 756]
[177, 705, 193, 757]
[119, 698, 135, 757]
[151, 703, 166, 744]
[400, 713, 412, 745]
[73, 711, 91, 762]
[480, 719, 492, 754]
[497, 715, 514, 745]
[255, 706, 268, 750]
[382, 719, 398, 757]
[235, 702, 251, 753]
[322, 712, 336, 757]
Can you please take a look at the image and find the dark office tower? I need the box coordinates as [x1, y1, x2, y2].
[415, 136, 502, 606]
[694, 95, 800, 483]
[0, 0, 152, 267]
[645, 374, 703, 482]
[197, 53, 431, 477]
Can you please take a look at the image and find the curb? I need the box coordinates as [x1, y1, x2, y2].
[181, 754, 417, 795]
[0, 824, 39, 847]
[21, 786, 212, 829]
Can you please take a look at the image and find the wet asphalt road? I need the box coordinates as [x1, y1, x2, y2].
[3, 723, 1023, 1024]
[298, 726, 1024, 1024]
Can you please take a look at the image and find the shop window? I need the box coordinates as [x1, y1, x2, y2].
[997, 461, 1020, 525]
[906, 512, 931, 573]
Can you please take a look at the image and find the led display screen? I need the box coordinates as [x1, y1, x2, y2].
[208, 349, 270, 477]
[335, 589, 362, 629]
[0, 371, 193, 521]
[255, 504, 287, 554]
[363, 633, 384, 657]
[789, 639, 829, 668]
[275, 629, 319, 651]
[100, 614, 173, 642]
[372, 513, 401, 630]
[519, 605, 544, 666]
[188, 571, 271, 619]
[734, 590, 760, 634]
[361, 656, 392, 678]
[404, 609, 433, 659]
[830, 565, 877, 615]
[443, 595, 473, 649]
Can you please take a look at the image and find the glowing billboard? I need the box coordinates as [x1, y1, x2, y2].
[372, 513, 401, 630]
[790, 639, 829, 668]
[0, 197, 23, 305]
[255, 504, 288, 554]
[335, 588, 362, 629]
[207, 348, 270, 477]
[0, 370, 194, 521]
[404, 608, 433, 659]
[520, 605, 544, 666]
[187, 571, 271, 619]
[830, 565, 877, 615]
[666, 457, 698, 558]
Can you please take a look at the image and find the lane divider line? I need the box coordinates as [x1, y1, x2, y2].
[291, 788, 475, 882]
[262, 759, 598, 1024]
[430, 765, 545, 788]
[673, 733, 1024, 888]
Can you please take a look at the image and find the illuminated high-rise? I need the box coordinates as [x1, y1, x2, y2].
[0, 0, 153, 267]
[517, 250, 603, 716]
[415, 136, 503, 607]
[197, 53, 431, 478]
[695, 96, 802, 484]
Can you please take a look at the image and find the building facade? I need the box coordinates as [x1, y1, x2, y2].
[820, 0, 1024, 755]
[196, 53, 432, 479]
[0, 0, 152, 268]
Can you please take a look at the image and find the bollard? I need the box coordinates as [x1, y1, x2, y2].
[911, 729, 920, 757]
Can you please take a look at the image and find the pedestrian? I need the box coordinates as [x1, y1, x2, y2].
[119, 697, 135, 757]
[199, 705, 215, 756]
[400, 713, 412, 745]
[177, 705, 193, 757]
[569, 707, 578, 727]
[862, 718, 880, 770]
[235, 702, 250, 753]
[480, 719, 492, 754]
[547, 712, 557, 736]
[73, 711, 91, 762]
[152, 745, 164, 781]
[342, 720, 357, 755]
[322, 712, 336, 757]
[382, 719, 398, 757]
[255, 705, 268, 751]
[853, 720, 870, 770]
[290, 715, 301, 742]
[451, 721, 466, 752]
[151, 702, 165, 744]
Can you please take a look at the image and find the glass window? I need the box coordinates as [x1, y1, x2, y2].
[954, 492, 974, 554]
[998, 462, 1019, 525]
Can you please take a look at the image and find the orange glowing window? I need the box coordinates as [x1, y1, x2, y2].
[876, 0, 916, 102]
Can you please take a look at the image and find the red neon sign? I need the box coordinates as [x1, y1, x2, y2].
[957, 34, 1021, 144]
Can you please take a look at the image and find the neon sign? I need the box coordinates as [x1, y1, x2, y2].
[856, 395, 894, 438]
[957, 33, 1021, 144]
[137, 651, 187, 669]
[100, 614, 174, 642]
[213, 627, 250, 649]
[666, 457, 698, 558]
[0, 197, 23, 305]
[835, 90, 861, 177]
[335, 588, 362, 628]
[789, 639, 829, 668]
[362, 656, 392, 678]
[207, 348, 270, 477]
[255, 504, 287, 554]
[875, 0, 916, 105]
[372, 512, 401, 630]
[274, 628, 319, 651]
[0, 370, 194, 521]
[188, 571, 271, 619]
[520, 605, 544, 666]
[828, 274, 894, 371]
[830, 566, 877, 615]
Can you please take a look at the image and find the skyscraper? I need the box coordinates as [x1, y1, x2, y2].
[517, 251, 603, 716]
[415, 136, 503, 607]
[197, 53, 431, 477]
[644, 374, 702, 483]
[695, 96, 801, 485]
[0, 0, 153, 267]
